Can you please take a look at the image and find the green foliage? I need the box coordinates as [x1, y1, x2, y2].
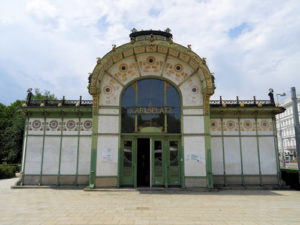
[0, 164, 18, 179]
[31, 88, 57, 100]
[0, 89, 56, 164]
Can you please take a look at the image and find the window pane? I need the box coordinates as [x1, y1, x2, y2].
[154, 141, 162, 176]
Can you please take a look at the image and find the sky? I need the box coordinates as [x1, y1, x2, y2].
[0, 0, 299, 105]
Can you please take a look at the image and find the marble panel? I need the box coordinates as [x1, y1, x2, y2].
[108, 56, 139, 85]
[183, 108, 203, 115]
[183, 115, 204, 134]
[211, 137, 224, 175]
[96, 136, 119, 176]
[259, 137, 277, 175]
[99, 74, 123, 106]
[45, 118, 62, 135]
[78, 137, 91, 175]
[25, 136, 43, 174]
[60, 137, 77, 175]
[210, 118, 222, 135]
[163, 56, 194, 85]
[180, 75, 203, 106]
[257, 118, 273, 135]
[242, 137, 259, 174]
[223, 119, 239, 135]
[98, 115, 119, 134]
[224, 137, 241, 175]
[28, 118, 44, 135]
[183, 136, 206, 176]
[240, 118, 256, 135]
[136, 53, 165, 76]
[99, 108, 119, 115]
[42, 137, 60, 174]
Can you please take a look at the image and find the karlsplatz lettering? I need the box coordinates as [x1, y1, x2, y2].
[129, 107, 172, 114]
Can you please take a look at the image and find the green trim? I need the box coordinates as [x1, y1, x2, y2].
[57, 114, 64, 185]
[213, 174, 277, 177]
[121, 133, 181, 137]
[98, 114, 119, 116]
[204, 115, 213, 189]
[97, 133, 119, 136]
[75, 116, 81, 185]
[21, 117, 29, 184]
[96, 176, 118, 178]
[182, 106, 204, 109]
[272, 117, 281, 185]
[99, 105, 120, 109]
[88, 111, 99, 188]
[160, 50, 169, 77]
[211, 134, 275, 137]
[27, 134, 91, 137]
[182, 114, 204, 116]
[238, 117, 245, 186]
[23, 107, 92, 116]
[185, 176, 207, 178]
[39, 115, 47, 185]
[220, 117, 226, 186]
[255, 117, 263, 186]
[133, 51, 142, 77]
[183, 133, 209, 136]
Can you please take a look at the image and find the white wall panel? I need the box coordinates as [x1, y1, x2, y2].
[211, 137, 224, 175]
[42, 137, 60, 174]
[183, 116, 204, 134]
[96, 136, 119, 176]
[78, 137, 91, 175]
[184, 136, 206, 176]
[25, 136, 43, 174]
[183, 108, 203, 115]
[224, 137, 241, 174]
[60, 137, 77, 175]
[242, 137, 259, 174]
[259, 137, 277, 174]
[98, 116, 119, 134]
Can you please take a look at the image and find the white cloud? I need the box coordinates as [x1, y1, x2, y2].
[0, 0, 299, 104]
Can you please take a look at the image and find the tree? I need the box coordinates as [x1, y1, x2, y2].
[0, 89, 56, 164]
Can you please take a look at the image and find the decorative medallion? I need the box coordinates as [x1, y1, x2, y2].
[66, 120, 76, 129]
[146, 56, 155, 64]
[49, 120, 58, 129]
[210, 119, 219, 131]
[174, 63, 183, 72]
[119, 63, 128, 72]
[103, 85, 113, 95]
[32, 120, 41, 129]
[84, 120, 92, 129]
[191, 85, 199, 93]
[226, 120, 236, 130]
[243, 120, 253, 130]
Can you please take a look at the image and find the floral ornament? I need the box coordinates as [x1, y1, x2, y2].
[260, 120, 272, 131]
[225, 120, 236, 131]
[32, 120, 41, 129]
[49, 120, 58, 129]
[210, 119, 219, 131]
[243, 120, 253, 130]
[83, 120, 92, 129]
[66, 120, 76, 129]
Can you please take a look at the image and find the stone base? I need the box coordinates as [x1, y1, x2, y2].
[95, 177, 117, 187]
[185, 177, 206, 187]
[23, 175, 89, 186]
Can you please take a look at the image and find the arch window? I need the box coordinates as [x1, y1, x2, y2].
[121, 79, 181, 133]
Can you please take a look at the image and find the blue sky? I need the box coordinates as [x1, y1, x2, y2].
[1, 0, 300, 105]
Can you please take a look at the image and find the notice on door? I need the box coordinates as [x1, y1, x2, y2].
[102, 148, 113, 161]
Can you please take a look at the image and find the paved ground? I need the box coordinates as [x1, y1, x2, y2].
[1, 178, 300, 225]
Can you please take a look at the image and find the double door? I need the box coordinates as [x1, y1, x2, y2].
[119, 137, 181, 187]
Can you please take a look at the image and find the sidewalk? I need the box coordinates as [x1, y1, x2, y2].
[1, 177, 300, 225]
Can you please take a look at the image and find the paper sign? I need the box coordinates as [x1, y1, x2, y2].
[191, 154, 200, 162]
[102, 148, 113, 161]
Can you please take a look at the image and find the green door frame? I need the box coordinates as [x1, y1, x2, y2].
[119, 134, 182, 188]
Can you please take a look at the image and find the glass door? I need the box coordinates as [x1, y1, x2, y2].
[168, 139, 181, 186]
[120, 139, 136, 186]
[152, 139, 164, 186]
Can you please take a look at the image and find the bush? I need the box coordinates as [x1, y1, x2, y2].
[281, 168, 300, 190]
[0, 164, 18, 179]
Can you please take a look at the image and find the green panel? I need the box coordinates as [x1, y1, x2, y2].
[168, 139, 181, 186]
[152, 139, 164, 186]
[120, 139, 135, 186]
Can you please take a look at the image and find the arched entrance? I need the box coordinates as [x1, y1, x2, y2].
[119, 78, 182, 187]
